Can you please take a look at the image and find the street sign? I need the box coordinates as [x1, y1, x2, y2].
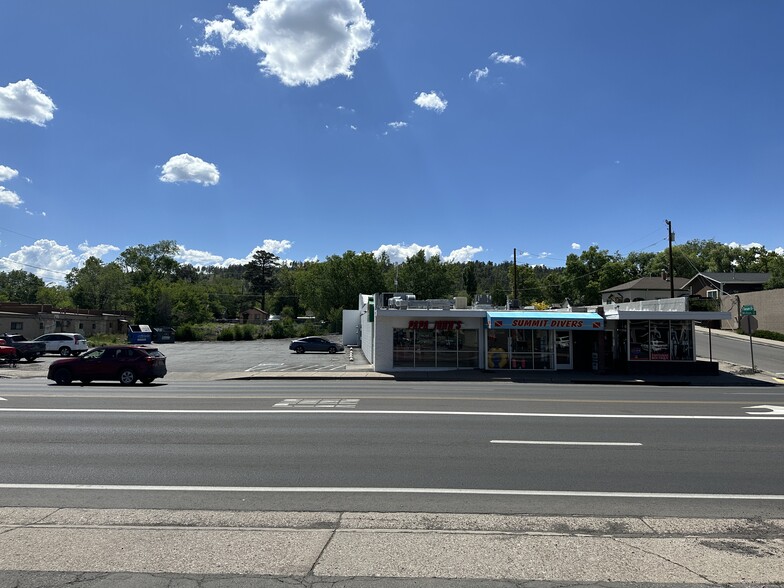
[741, 305, 756, 316]
[740, 315, 758, 335]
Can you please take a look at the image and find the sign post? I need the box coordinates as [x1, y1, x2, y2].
[740, 305, 757, 372]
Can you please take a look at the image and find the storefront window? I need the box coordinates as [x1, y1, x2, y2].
[458, 329, 479, 368]
[487, 330, 509, 369]
[393, 327, 479, 368]
[393, 328, 415, 367]
[415, 328, 436, 367]
[670, 321, 694, 360]
[629, 320, 649, 360]
[489, 329, 554, 370]
[627, 320, 694, 361]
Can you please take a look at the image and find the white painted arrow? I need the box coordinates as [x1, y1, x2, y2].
[745, 405, 784, 415]
[0, 397, 6, 402]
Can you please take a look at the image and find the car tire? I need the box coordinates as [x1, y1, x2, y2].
[119, 369, 137, 385]
[140, 377, 154, 385]
[295, 346, 305, 354]
[59, 346, 71, 357]
[54, 368, 72, 385]
[71, 350, 81, 356]
[328, 346, 337, 354]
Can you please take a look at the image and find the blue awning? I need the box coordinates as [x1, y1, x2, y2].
[486, 311, 604, 331]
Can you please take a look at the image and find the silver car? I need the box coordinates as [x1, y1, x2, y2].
[34, 332, 89, 356]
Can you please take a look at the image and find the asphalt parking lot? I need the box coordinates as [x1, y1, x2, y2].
[0, 337, 367, 378]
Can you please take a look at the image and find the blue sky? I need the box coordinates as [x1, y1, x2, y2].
[1, 0, 783, 283]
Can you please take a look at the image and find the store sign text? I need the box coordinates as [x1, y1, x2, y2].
[408, 320, 463, 330]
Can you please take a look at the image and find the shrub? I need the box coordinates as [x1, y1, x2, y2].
[217, 328, 235, 341]
[751, 329, 784, 342]
[241, 324, 255, 340]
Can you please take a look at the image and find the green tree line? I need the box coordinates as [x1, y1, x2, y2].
[2, 239, 783, 331]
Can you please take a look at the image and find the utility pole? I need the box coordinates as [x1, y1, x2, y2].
[665, 219, 675, 298]
[513, 248, 518, 302]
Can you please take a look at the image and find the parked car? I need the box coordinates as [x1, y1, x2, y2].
[0, 340, 18, 366]
[289, 337, 344, 354]
[0, 333, 46, 362]
[33, 332, 89, 356]
[47, 345, 167, 385]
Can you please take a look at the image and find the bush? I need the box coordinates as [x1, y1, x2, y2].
[217, 327, 235, 341]
[241, 324, 256, 340]
[752, 329, 784, 342]
[87, 333, 126, 346]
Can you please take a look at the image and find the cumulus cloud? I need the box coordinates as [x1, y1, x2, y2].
[469, 67, 489, 81]
[159, 153, 220, 186]
[414, 91, 447, 113]
[221, 240, 294, 266]
[193, 43, 221, 57]
[387, 121, 407, 129]
[0, 79, 57, 126]
[445, 245, 484, 263]
[571, 243, 581, 250]
[0, 186, 22, 208]
[490, 51, 526, 66]
[373, 243, 442, 263]
[175, 246, 225, 267]
[196, 0, 374, 87]
[0, 239, 118, 281]
[0, 165, 19, 182]
[727, 241, 765, 250]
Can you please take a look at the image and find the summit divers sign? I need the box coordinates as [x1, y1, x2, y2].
[488, 314, 604, 331]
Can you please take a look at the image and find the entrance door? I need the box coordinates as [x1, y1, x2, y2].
[555, 330, 572, 369]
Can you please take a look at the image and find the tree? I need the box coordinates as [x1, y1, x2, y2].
[118, 240, 181, 286]
[397, 250, 451, 300]
[36, 284, 73, 307]
[66, 258, 128, 310]
[462, 263, 478, 303]
[0, 270, 45, 303]
[244, 249, 280, 311]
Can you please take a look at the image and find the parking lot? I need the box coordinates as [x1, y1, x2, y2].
[0, 338, 369, 379]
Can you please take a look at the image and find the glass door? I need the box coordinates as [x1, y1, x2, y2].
[555, 330, 572, 369]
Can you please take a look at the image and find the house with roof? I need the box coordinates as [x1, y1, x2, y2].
[683, 272, 771, 298]
[239, 307, 269, 324]
[600, 276, 690, 305]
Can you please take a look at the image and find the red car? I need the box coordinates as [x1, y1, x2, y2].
[0, 339, 18, 366]
[47, 345, 167, 385]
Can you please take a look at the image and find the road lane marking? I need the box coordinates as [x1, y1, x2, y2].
[0, 483, 783, 501]
[491, 440, 642, 446]
[744, 405, 784, 415]
[273, 398, 359, 408]
[1, 408, 783, 420]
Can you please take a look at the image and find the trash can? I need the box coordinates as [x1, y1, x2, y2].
[152, 327, 175, 343]
[127, 324, 153, 344]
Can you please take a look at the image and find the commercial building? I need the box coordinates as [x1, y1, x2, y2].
[349, 293, 729, 374]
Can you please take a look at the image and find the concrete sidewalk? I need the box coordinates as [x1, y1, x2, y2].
[1, 508, 783, 586]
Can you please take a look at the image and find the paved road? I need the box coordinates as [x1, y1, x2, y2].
[2, 379, 784, 518]
[697, 326, 784, 375]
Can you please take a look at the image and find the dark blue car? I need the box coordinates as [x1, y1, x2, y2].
[289, 337, 344, 354]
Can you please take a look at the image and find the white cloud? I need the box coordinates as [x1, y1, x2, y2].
[445, 245, 484, 263]
[0, 79, 57, 126]
[490, 52, 526, 67]
[193, 43, 221, 57]
[175, 246, 225, 267]
[727, 241, 764, 250]
[373, 243, 442, 264]
[0, 186, 22, 208]
[469, 67, 489, 81]
[387, 121, 407, 129]
[775, 247, 784, 256]
[220, 240, 294, 266]
[0, 165, 19, 182]
[414, 91, 447, 113]
[0, 239, 118, 282]
[197, 0, 374, 87]
[159, 153, 220, 186]
[571, 243, 581, 250]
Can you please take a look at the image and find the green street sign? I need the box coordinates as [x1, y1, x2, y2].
[741, 305, 756, 316]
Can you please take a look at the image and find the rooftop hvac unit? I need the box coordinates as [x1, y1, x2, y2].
[453, 297, 467, 309]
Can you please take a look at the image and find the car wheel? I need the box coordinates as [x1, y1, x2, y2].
[295, 346, 305, 354]
[24, 354, 36, 362]
[328, 346, 337, 354]
[59, 346, 71, 357]
[140, 377, 154, 385]
[54, 368, 72, 385]
[119, 369, 137, 385]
